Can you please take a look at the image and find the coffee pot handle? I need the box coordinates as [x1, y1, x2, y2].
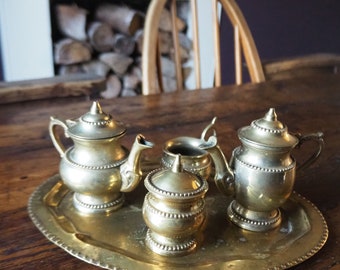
[295, 132, 324, 171]
[49, 116, 69, 157]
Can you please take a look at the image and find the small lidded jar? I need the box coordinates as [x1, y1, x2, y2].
[142, 155, 208, 256]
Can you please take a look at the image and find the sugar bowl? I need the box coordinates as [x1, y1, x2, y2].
[142, 155, 209, 256]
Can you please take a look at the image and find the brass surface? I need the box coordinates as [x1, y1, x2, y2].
[143, 155, 209, 256]
[162, 136, 213, 181]
[162, 117, 234, 188]
[161, 112, 324, 233]
[217, 108, 324, 232]
[49, 101, 154, 214]
[28, 174, 328, 270]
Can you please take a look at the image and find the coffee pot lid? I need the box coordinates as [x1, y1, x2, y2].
[238, 108, 298, 149]
[67, 101, 126, 140]
[145, 155, 208, 198]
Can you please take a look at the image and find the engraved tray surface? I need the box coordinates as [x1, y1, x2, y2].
[28, 174, 328, 270]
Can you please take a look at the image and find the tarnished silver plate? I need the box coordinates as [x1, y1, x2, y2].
[28, 174, 328, 269]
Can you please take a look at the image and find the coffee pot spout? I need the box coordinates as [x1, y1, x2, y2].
[120, 134, 154, 192]
[199, 118, 235, 196]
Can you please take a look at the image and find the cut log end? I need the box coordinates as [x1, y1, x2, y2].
[54, 39, 92, 65]
[56, 4, 88, 41]
[87, 22, 115, 52]
[99, 53, 133, 75]
[95, 4, 144, 35]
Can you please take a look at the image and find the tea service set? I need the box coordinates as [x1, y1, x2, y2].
[49, 101, 324, 257]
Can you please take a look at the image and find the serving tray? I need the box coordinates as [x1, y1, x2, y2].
[28, 174, 328, 270]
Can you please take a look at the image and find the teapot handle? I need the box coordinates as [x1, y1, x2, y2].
[295, 132, 324, 171]
[49, 116, 69, 157]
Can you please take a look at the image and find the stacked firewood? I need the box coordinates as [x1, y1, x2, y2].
[53, 2, 192, 98]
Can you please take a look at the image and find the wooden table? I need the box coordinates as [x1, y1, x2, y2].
[1, 74, 339, 269]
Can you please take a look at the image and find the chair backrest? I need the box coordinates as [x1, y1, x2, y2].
[142, 0, 265, 95]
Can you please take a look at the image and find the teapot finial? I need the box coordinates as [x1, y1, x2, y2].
[264, 108, 277, 121]
[90, 101, 103, 115]
[171, 154, 183, 173]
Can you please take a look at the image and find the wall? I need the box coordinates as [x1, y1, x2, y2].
[0, 0, 54, 81]
[220, 0, 340, 84]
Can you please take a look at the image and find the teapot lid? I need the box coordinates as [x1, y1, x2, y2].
[145, 155, 208, 198]
[238, 108, 298, 149]
[67, 101, 126, 139]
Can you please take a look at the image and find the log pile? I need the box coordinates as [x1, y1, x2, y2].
[53, 2, 192, 98]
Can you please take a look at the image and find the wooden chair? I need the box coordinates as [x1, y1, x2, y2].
[142, 0, 340, 95]
[142, 0, 265, 95]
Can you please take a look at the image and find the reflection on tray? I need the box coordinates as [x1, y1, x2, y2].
[29, 175, 328, 269]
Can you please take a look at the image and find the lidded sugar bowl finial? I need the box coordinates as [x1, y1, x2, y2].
[142, 154, 209, 256]
[49, 101, 154, 214]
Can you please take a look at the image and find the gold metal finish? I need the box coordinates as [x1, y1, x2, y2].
[28, 174, 328, 269]
[218, 108, 324, 232]
[165, 112, 324, 233]
[143, 155, 209, 256]
[162, 136, 213, 182]
[49, 101, 154, 214]
[161, 117, 233, 185]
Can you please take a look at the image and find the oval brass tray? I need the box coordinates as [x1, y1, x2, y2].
[28, 174, 328, 270]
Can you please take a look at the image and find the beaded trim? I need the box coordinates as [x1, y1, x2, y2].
[80, 115, 113, 126]
[73, 193, 124, 210]
[234, 155, 295, 173]
[268, 192, 329, 270]
[64, 148, 128, 170]
[28, 175, 328, 270]
[144, 193, 205, 219]
[144, 168, 208, 198]
[228, 200, 281, 227]
[146, 230, 196, 253]
[251, 120, 286, 134]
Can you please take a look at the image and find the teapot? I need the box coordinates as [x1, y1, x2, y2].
[199, 108, 324, 232]
[49, 101, 154, 214]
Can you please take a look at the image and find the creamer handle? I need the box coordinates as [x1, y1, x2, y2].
[49, 116, 69, 157]
[295, 132, 324, 171]
[201, 117, 217, 141]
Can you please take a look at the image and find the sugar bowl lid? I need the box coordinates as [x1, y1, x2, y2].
[144, 155, 208, 199]
[66, 101, 126, 140]
[238, 108, 299, 149]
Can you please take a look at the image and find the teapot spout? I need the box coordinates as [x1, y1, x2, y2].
[120, 134, 154, 192]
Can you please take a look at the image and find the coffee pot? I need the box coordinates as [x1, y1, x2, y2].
[49, 101, 154, 214]
[204, 108, 324, 232]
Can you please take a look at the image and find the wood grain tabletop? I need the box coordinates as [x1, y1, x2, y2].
[1, 73, 339, 269]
